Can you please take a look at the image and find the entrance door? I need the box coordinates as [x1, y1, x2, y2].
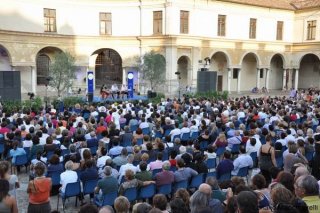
[217, 75, 223, 91]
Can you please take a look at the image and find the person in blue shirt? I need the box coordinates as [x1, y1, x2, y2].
[216, 150, 234, 179]
[9, 141, 26, 174]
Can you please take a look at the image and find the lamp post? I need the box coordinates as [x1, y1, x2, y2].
[175, 71, 181, 99]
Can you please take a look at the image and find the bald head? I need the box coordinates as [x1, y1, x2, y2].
[199, 183, 212, 195]
[99, 206, 114, 213]
[295, 166, 309, 179]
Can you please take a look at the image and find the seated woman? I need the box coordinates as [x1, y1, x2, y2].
[47, 154, 64, 174]
[43, 137, 56, 153]
[9, 141, 26, 174]
[118, 169, 154, 195]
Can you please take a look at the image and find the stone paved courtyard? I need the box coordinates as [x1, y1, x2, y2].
[17, 170, 82, 213]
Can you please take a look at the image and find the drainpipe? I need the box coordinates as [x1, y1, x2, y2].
[137, 0, 143, 94]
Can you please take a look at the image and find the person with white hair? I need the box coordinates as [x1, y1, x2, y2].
[60, 161, 78, 193]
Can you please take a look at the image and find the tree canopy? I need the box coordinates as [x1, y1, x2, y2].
[49, 52, 76, 97]
[139, 51, 166, 90]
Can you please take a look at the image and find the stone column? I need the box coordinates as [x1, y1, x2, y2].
[287, 69, 293, 89]
[237, 69, 241, 93]
[227, 68, 231, 93]
[282, 69, 287, 90]
[165, 46, 178, 96]
[256, 68, 260, 88]
[31, 66, 36, 94]
[295, 69, 299, 90]
[122, 68, 127, 85]
[265, 68, 269, 90]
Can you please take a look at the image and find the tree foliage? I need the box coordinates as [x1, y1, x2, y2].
[49, 52, 76, 97]
[139, 51, 166, 90]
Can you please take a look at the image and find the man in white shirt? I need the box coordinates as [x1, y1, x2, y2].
[180, 122, 191, 135]
[170, 123, 181, 142]
[111, 84, 119, 99]
[120, 84, 128, 99]
[118, 154, 138, 183]
[97, 148, 111, 168]
[232, 146, 253, 176]
[139, 117, 149, 129]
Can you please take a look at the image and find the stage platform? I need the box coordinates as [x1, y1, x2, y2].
[83, 94, 149, 103]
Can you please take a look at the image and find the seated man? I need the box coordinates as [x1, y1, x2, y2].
[226, 130, 242, 151]
[94, 166, 118, 204]
[111, 83, 120, 99]
[120, 84, 128, 99]
[216, 151, 234, 179]
[231, 146, 253, 176]
[154, 161, 174, 187]
[174, 158, 198, 182]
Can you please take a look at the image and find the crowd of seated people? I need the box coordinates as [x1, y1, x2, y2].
[1, 88, 320, 212]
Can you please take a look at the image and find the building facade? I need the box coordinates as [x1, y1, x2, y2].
[0, 0, 319, 96]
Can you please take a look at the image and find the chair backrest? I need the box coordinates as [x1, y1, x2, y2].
[164, 129, 171, 137]
[181, 133, 190, 141]
[65, 182, 81, 197]
[206, 158, 216, 170]
[237, 167, 248, 177]
[139, 183, 155, 199]
[130, 125, 138, 132]
[216, 147, 225, 157]
[189, 174, 204, 189]
[157, 184, 172, 195]
[305, 151, 314, 162]
[87, 138, 98, 148]
[0, 142, 5, 153]
[218, 172, 231, 182]
[173, 180, 188, 192]
[15, 154, 28, 165]
[231, 144, 240, 153]
[200, 141, 208, 151]
[152, 169, 162, 178]
[100, 191, 118, 206]
[83, 179, 99, 195]
[124, 187, 138, 202]
[47, 171, 61, 186]
[136, 138, 143, 146]
[190, 132, 199, 139]
[142, 128, 150, 135]
[205, 172, 216, 179]
[250, 152, 257, 161]
[61, 149, 70, 156]
[155, 131, 163, 139]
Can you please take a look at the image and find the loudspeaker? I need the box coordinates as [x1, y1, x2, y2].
[0, 71, 21, 101]
[197, 71, 217, 93]
[87, 93, 93, 103]
[147, 90, 157, 98]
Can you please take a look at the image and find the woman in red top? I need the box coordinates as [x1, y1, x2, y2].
[27, 162, 52, 213]
[213, 133, 228, 148]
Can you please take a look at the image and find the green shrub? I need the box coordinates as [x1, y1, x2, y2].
[2, 96, 43, 114]
[52, 96, 85, 109]
[187, 90, 228, 100]
[149, 93, 165, 104]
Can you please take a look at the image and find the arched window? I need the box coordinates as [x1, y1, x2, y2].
[36, 54, 50, 85]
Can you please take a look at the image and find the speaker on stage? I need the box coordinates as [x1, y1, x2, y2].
[197, 71, 217, 93]
[0, 71, 21, 101]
